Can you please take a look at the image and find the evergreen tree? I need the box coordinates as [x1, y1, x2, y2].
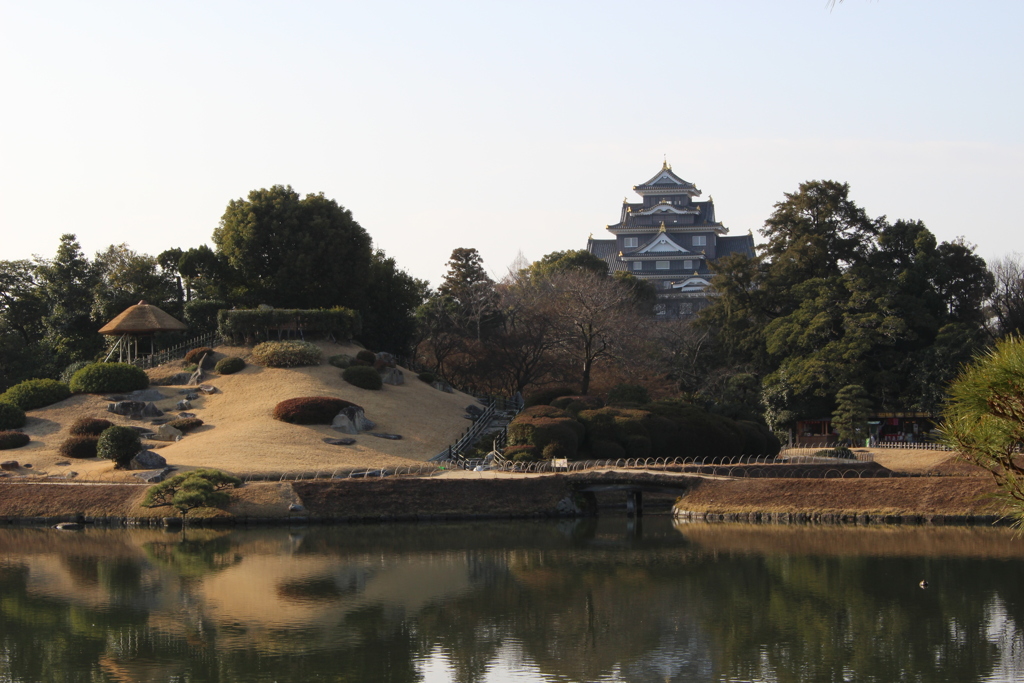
[35, 234, 102, 365]
[832, 384, 873, 445]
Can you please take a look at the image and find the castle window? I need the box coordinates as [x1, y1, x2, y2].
[692, 236, 707, 247]
[656, 261, 670, 270]
[624, 237, 638, 248]
[632, 261, 641, 271]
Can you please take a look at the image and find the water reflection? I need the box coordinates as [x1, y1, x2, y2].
[1, 519, 1023, 682]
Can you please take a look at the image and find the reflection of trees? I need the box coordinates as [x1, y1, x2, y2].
[141, 533, 240, 580]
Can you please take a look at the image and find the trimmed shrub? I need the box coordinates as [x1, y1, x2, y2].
[183, 347, 215, 367]
[590, 439, 626, 460]
[518, 405, 573, 420]
[69, 417, 114, 436]
[507, 405, 583, 460]
[0, 431, 29, 450]
[59, 435, 100, 459]
[0, 379, 71, 410]
[250, 341, 322, 368]
[607, 383, 650, 406]
[214, 356, 245, 375]
[69, 363, 150, 394]
[60, 361, 92, 384]
[417, 371, 436, 384]
[550, 395, 605, 415]
[0, 402, 26, 430]
[218, 307, 360, 344]
[524, 386, 575, 408]
[167, 417, 204, 433]
[97, 426, 142, 468]
[503, 444, 542, 462]
[815, 447, 856, 460]
[328, 354, 353, 369]
[355, 349, 377, 365]
[342, 365, 383, 390]
[274, 397, 360, 425]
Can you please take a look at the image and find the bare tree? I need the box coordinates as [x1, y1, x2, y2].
[987, 253, 1024, 339]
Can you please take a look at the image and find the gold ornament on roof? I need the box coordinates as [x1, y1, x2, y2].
[659, 221, 667, 233]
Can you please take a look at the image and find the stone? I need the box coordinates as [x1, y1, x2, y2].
[128, 426, 154, 436]
[176, 399, 192, 411]
[331, 406, 376, 434]
[1, 461, 18, 471]
[55, 461, 70, 466]
[289, 503, 305, 512]
[141, 402, 164, 418]
[369, 433, 402, 440]
[134, 466, 173, 483]
[431, 380, 453, 393]
[184, 391, 199, 400]
[177, 412, 196, 418]
[375, 352, 397, 368]
[323, 437, 357, 446]
[465, 404, 484, 418]
[23, 463, 31, 468]
[54, 522, 84, 531]
[130, 450, 168, 470]
[107, 389, 167, 402]
[109, 400, 146, 416]
[161, 372, 193, 386]
[380, 367, 404, 386]
[153, 424, 183, 442]
[198, 384, 217, 395]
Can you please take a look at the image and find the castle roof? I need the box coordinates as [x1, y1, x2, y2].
[633, 161, 700, 196]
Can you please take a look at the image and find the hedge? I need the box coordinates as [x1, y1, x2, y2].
[69, 417, 114, 436]
[97, 426, 142, 468]
[0, 379, 71, 410]
[0, 431, 29, 450]
[507, 405, 583, 460]
[274, 397, 361, 425]
[183, 299, 227, 336]
[69, 363, 150, 394]
[60, 361, 92, 384]
[0, 403, 26, 430]
[524, 387, 576, 408]
[167, 417, 204, 433]
[218, 307, 360, 344]
[250, 341, 323, 368]
[342, 365, 383, 390]
[59, 435, 100, 459]
[214, 356, 246, 374]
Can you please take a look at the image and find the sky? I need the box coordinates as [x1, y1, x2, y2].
[1, 1, 1022, 287]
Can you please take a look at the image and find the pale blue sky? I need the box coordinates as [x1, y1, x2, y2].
[1, 1, 1021, 286]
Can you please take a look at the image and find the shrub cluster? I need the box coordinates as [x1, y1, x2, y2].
[355, 349, 377, 365]
[69, 363, 150, 394]
[250, 340, 323, 367]
[507, 405, 584, 461]
[524, 387, 576, 408]
[550, 395, 605, 415]
[0, 431, 29, 450]
[606, 383, 651, 406]
[0, 379, 72, 410]
[342, 365, 383, 390]
[69, 417, 114, 436]
[183, 346, 215, 367]
[273, 397, 360, 425]
[60, 361, 92, 384]
[218, 308, 360, 344]
[97, 426, 142, 468]
[814, 447, 856, 460]
[0, 402, 26, 430]
[417, 371, 436, 384]
[59, 435, 100, 459]
[328, 354, 353, 369]
[167, 417, 204, 433]
[214, 356, 245, 374]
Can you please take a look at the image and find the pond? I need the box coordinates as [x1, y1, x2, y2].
[1, 517, 1023, 682]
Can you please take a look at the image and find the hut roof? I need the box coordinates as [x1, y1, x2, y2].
[98, 301, 188, 335]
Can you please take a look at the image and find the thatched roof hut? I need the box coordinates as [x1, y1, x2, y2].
[99, 301, 187, 335]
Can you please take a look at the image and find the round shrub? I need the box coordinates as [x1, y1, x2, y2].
[69, 417, 114, 436]
[355, 349, 377, 365]
[815, 447, 856, 460]
[0, 379, 71, 410]
[166, 417, 204, 433]
[504, 444, 542, 462]
[273, 397, 361, 425]
[250, 341, 322, 368]
[69, 363, 150, 394]
[60, 361, 92, 384]
[183, 346, 216, 367]
[524, 386, 575, 408]
[97, 426, 142, 468]
[59, 435, 100, 459]
[417, 371, 436, 384]
[328, 354, 353, 369]
[214, 356, 246, 375]
[0, 431, 29, 450]
[0, 402, 26, 430]
[550, 395, 605, 414]
[342, 365, 383, 390]
[607, 383, 651, 406]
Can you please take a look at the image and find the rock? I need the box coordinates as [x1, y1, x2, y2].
[130, 450, 167, 470]
[128, 426, 154, 437]
[331, 406, 376, 434]
[431, 380, 453, 393]
[161, 372, 193, 385]
[178, 412, 196, 418]
[369, 433, 402, 440]
[465, 404, 484, 418]
[54, 522, 84, 531]
[153, 424, 183, 442]
[141, 402, 164, 418]
[380, 367, 405, 386]
[1, 461, 18, 471]
[134, 466, 174, 483]
[176, 399, 192, 411]
[323, 437, 357, 446]
[185, 392, 199, 400]
[109, 400, 146, 416]
[375, 352, 397, 368]
[198, 384, 217, 395]
[23, 463, 31, 468]
[289, 503, 305, 512]
[55, 461, 70, 466]
[556, 496, 582, 515]
[107, 389, 166, 402]
[65, 471, 78, 479]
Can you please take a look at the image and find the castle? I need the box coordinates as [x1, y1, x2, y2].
[586, 162, 754, 318]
